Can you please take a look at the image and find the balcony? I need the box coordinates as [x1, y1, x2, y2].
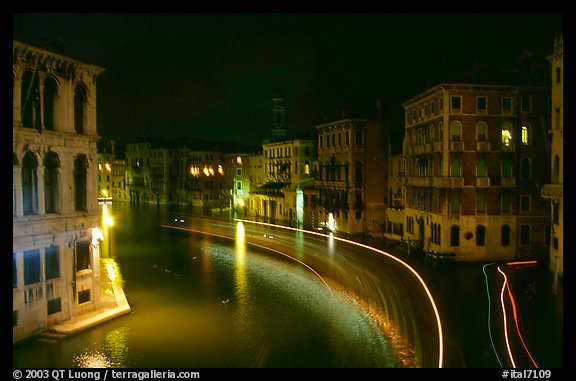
[501, 177, 516, 187]
[433, 141, 444, 152]
[500, 142, 516, 152]
[450, 141, 464, 152]
[406, 176, 432, 187]
[541, 183, 563, 199]
[476, 141, 490, 152]
[476, 177, 490, 187]
[432, 176, 464, 187]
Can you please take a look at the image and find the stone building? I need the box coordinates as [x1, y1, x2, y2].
[402, 56, 551, 261]
[541, 33, 563, 281]
[249, 96, 316, 227]
[13, 40, 106, 341]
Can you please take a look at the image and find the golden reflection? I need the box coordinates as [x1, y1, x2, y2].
[235, 221, 248, 303]
[103, 327, 130, 367]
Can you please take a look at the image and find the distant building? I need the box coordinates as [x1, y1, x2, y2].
[13, 40, 106, 341]
[224, 153, 252, 217]
[402, 57, 551, 261]
[249, 96, 316, 226]
[124, 141, 228, 210]
[315, 109, 389, 235]
[541, 33, 563, 280]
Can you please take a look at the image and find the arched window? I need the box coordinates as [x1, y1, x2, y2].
[43, 76, 59, 131]
[477, 155, 487, 177]
[450, 225, 460, 247]
[74, 84, 88, 134]
[450, 156, 461, 177]
[74, 155, 89, 211]
[450, 121, 462, 141]
[44, 152, 60, 213]
[21, 71, 41, 130]
[476, 121, 488, 142]
[520, 158, 531, 180]
[502, 157, 513, 178]
[501, 225, 511, 246]
[521, 124, 530, 145]
[501, 122, 513, 147]
[476, 225, 486, 246]
[22, 151, 39, 215]
[355, 162, 363, 184]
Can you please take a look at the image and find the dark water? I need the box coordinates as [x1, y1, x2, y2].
[13, 202, 396, 368]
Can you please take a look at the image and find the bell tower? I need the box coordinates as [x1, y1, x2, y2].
[271, 95, 287, 141]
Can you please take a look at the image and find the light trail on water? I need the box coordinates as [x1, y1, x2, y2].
[233, 218, 444, 368]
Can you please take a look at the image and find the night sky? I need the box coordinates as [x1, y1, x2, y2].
[12, 13, 563, 146]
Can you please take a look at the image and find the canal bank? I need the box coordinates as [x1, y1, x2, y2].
[38, 259, 131, 342]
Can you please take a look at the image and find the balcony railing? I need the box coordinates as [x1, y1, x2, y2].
[476, 141, 490, 152]
[476, 177, 490, 187]
[432, 176, 464, 187]
[500, 142, 516, 152]
[406, 176, 432, 187]
[501, 177, 516, 187]
[450, 141, 464, 151]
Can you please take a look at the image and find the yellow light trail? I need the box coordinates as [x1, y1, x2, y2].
[159, 224, 332, 292]
[234, 218, 444, 368]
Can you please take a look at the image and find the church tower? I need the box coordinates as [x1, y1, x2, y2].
[271, 95, 287, 141]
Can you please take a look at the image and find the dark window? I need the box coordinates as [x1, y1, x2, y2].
[45, 245, 60, 280]
[451, 96, 461, 110]
[520, 158, 531, 180]
[76, 240, 91, 272]
[553, 203, 559, 225]
[78, 289, 91, 304]
[24, 249, 41, 285]
[450, 225, 460, 247]
[74, 155, 88, 211]
[47, 298, 62, 315]
[501, 225, 511, 246]
[521, 96, 532, 112]
[476, 225, 486, 246]
[22, 152, 39, 215]
[477, 96, 487, 112]
[43, 76, 58, 131]
[21, 70, 41, 130]
[520, 195, 530, 212]
[502, 97, 512, 112]
[44, 152, 60, 213]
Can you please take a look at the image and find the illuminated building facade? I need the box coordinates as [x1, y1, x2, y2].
[402, 68, 551, 261]
[315, 115, 389, 235]
[97, 139, 128, 203]
[250, 139, 316, 226]
[224, 153, 252, 217]
[13, 40, 105, 341]
[249, 96, 316, 226]
[124, 142, 228, 210]
[541, 33, 563, 280]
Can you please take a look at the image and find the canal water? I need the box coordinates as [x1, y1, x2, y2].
[13, 202, 397, 368]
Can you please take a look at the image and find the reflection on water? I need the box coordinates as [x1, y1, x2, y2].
[13, 202, 395, 368]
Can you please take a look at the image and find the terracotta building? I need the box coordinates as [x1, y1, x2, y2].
[315, 110, 389, 235]
[401, 56, 551, 261]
